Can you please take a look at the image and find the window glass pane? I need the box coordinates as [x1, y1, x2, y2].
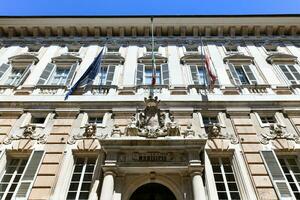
[211, 157, 241, 199]
[288, 65, 300, 81]
[197, 66, 206, 85]
[0, 158, 28, 199]
[50, 68, 70, 85]
[278, 156, 300, 198]
[235, 67, 249, 85]
[279, 65, 296, 82]
[144, 68, 161, 85]
[67, 157, 97, 199]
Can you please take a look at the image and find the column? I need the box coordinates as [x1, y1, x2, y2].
[191, 171, 206, 200]
[100, 171, 115, 200]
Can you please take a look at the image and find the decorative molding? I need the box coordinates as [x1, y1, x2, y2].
[4, 124, 46, 144]
[266, 53, 298, 64]
[259, 123, 300, 144]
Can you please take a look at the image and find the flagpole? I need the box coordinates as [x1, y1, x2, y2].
[150, 17, 156, 97]
[99, 37, 108, 90]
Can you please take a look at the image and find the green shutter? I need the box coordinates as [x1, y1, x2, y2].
[161, 63, 169, 85]
[37, 63, 55, 85]
[15, 150, 44, 198]
[260, 150, 293, 199]
[105, 65, 116, 85]
[66, 63, 77, 86]
[136, 64, 144, 85]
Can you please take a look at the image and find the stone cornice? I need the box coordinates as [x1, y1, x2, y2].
[0, 16, 299, 37]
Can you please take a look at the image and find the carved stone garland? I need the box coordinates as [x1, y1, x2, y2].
[260, 123, 300, 144]
[3, 124, 47, 144]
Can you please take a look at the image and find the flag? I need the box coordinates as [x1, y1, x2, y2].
[64, 48, 105, 100]
[151, 52, 156, 85]
[204, 53, 217, 86]
[200, 37, 217, 88]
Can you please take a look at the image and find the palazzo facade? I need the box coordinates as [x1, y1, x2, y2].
[0, 15, 299, 199]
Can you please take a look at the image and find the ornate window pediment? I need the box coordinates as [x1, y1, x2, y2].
[102, 52, 125, 65]
[52, 54, 82, 64]
[266, 53, 297, 64]
[180, 53, 204, 65]
[223, 54, 254, 64]
[138, 53, 168, 64]
[8, 54, 39, 66]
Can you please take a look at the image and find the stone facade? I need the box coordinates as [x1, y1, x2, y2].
[0, 15, 299, 199]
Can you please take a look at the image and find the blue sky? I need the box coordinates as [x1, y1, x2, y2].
[0, 0, 300, 16]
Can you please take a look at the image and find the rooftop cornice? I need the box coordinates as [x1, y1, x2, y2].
[0, 16, 299, 37]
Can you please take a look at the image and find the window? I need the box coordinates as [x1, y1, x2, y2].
[261, 150, 296, 199]
[278, 157, 300, 199]
[88, 116, 103, 124]
[94, 65, 116, 86]
[185, 46, 198, 52]
[107, 46, 119, 53]
[144, 68, 161, 85]
[190, 65, 207, 85]
[202, 116, 218, 126]
[0, 158, 28, 200]
[227, 64, 257, 85]
[31, 116, 46, 124]
[260, 116, 276, 124]
[5, 68, 24, 86]
[278, 64, 300, 85]
[224, 44, 239, 54]
[136, 64, 169, 85]
[0, 151, 44, 200]
[68, 46, 81, 53]
[264, 45, 278, 54]
[210, 157, 241, 200]
[67, 157, 97, 200]
[37, 63, 77, 86]
[49, 68, 70, 85]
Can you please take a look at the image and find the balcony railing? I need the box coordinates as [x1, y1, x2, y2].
[33, 85, 67, 95]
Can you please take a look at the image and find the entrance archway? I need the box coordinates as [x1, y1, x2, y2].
[129, 183, 177, 200]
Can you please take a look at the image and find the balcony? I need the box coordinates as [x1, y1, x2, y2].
[33, 85, 67, 95]
[135, 84, 169, 94]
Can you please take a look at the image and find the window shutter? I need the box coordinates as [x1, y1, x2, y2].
[243, 65, 257, 84]
[37, 63, 55, 85]
[0, 63, 10, 80]
[136, 64, 144, 85]
[260, 150, 293, 199]
[190, 65, 199, 85]
[161, 63, 169, 85]
[228, 63, 241, 85]
[16, 64, 31, 86]
[66, 63, 77, 86]
[15, 150, 44, 198]
[105, 65, 116, 85]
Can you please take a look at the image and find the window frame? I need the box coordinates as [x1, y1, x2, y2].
[190, 64, 208, 85]
[48, 66, 70, 86]
[276, 64, 300, 85]
[66, 155, 99, 200]
[208, 153, 243, 200]
[277, 155, 300, 199]
[93, 64, 116, 86]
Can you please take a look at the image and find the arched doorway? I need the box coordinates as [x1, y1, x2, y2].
[129, 183, 177, 200]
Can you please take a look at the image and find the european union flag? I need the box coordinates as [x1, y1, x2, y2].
[64, 48, 104, 100]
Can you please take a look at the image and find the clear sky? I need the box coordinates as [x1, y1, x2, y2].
[0, 0, 300, 16]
